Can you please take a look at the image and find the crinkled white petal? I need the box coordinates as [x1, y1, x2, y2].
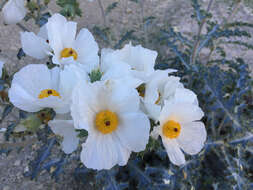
[47, 13, 77, 64]
[8, 83, 40, 112]
[21, 32, 51, 59]
[9, 64, 52, 99]
[116, 112, 150, 152]
[37, 96, 70, 114]
[2, 0, 27, 24]
[177, 121, 206, 155]
[142, 101, 161, 121]
[81, 133, 131, 170]
[104, 42, 158, 81]
[48, 119, 79, 154]
[101, 52, 142, 88]
[9, 64, 69, 113]
[162, 138, 185, 166]
[0, 60, 4, 77]
[59, 64, 89, 103]
[163, 76, 184, 100]
[73, 28, 99, 72]
[159, 100, 204, 125]
[144, 70, 173, 104]
[37, 24, 48, 40]
[172, 88, 199, 105]
[71, 82, 102, 130]
[108, 80, 140, 114]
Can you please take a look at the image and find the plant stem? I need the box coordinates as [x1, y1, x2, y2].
[206, 0, 242, 62]
[16, 23, 29, 32]
[191, 0, 214, 65]
[97, 0, 107, 26]
[36, 0, 41, 25]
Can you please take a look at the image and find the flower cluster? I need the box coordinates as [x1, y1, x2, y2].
[8, 13, 207, 170]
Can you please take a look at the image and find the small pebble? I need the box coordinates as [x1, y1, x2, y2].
[14, 160, 21, 166]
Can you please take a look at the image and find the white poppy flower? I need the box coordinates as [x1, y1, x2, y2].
[71, 80, 150, 170]
[141, 70, 182, 121]
[151, 88, 206, 166]
[46, 13, 99, 72]
[102, 42, 158, 82]
[48, 114, 79, 154]
[9, 64, 71, 114]
[2, 0, 27, 25]
[21, 25, 51, 59]
[0, 60, 4, 78]
[98, 48, 142, 88]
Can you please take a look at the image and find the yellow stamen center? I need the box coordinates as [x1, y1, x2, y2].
[95, 110, 119, 134]
[38, 89, 61, 99]
[162, 120, 181, 139]
[60, 48, 78, 60]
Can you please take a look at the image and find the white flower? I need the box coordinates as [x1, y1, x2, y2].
[9, 64, 72, 114]
[97, 48, 142, 88]
[0, 60, 4, 78]
[46, 13, 99, 72]
[2, 0, 27, 25]
[48, 114, 79, 154]
[151, 88, 206, 166]
[21, 25, 51, 59]
[102, 42, 158, 82]
[141, 70, 181, 121]
[71, 80, 150, 170]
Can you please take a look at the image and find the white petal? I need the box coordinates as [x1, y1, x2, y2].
[116, 112, 150, 152]
[46, 14, 67, 58]
[101, 57, 142, 88]
[150, 125, 161, 140]
[142, 101, 161, 121]
[173, 88, 199, 105]
[105, 42, 157, 81]
[37, 25, 48, 40]
[177, 121, 207, 155]
[48, 119, 79, 154]
[108, 80, 140, 114]
[62, 21, 77, 47]
[2, 0, 27, 24]
[59, 64, 89, 102]
[71, 82, 102, 130]
[8, 83, 40, 112]
[163, 76, 184, 100]
[8, 64, 69, 113]
[0, 60, 4, 77]
[8, 64, 51, 111]
[162, 138, 185, 166]
[21, 32, 51, 59]
[119, 43, 157, 74]
[112, 134, 131, 166]
[81, 133, 130, 170]
[144, 70, 170, 104]
[74, 28, 99, 72]
[159, 100, 204, 125]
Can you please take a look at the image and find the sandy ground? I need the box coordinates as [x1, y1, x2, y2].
[0, 0, 252, 189]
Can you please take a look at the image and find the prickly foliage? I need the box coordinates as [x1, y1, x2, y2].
[0, 0, 252, 189]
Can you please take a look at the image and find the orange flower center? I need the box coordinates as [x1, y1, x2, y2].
[95, 110, 119, 134]
[162, 120, 181, 139]
[60, 48, 78, 60]
[38, 89, 61, 99]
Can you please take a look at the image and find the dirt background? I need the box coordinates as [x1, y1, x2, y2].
[0, 0, 252, 189]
